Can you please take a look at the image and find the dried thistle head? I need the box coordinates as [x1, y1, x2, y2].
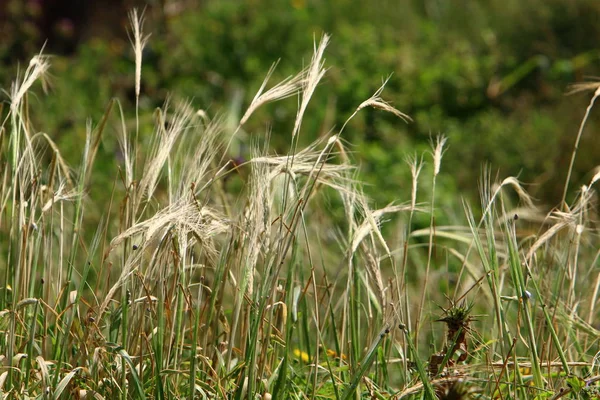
[437, 300, 475, 363]
[436, 301, 475, 333]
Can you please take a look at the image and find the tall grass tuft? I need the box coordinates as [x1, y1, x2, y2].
[0, 11, 599, 400]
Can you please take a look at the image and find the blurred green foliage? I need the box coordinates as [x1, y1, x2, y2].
[2, 0, 600, 211]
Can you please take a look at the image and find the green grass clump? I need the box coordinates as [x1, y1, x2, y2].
[0, 11, 599, 399]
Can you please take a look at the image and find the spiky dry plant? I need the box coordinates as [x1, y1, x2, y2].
[434, 379, 473, 400]
[436, 301, 474, 363]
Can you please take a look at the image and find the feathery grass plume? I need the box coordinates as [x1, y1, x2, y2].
[110, 200, 227, 252]
[40, 182, 80, 212]
[351, 202, 418, 255]
[176, 114, 224, 198]
[137, 101, 194, 203]
[221, 61, 307, 181]
[432, 135, 448, 177]
[525, 179, 593, 263]
[340, 76, 412, 135]
[10, 51, 50, 114]
[406, 153, 424, 213]
[292, 34, 329, 139]
[591, 166, 600, 185]
[565, 80, 600, 96]
[268, 164, 299, 213]
[525, 214, 571, 263]
[251, 136, 356, 195]
[562, 81, 600, 205]
[243, 143, 272, 296]
[127, 8, 149, 191]
[8, 51, 51, 183]
[230, 135, 353, 397]
[298, 134, 346, 200]
[128, 9, 149, 101]
[240, 62, 305, 127]
[481, 177, 535, 221]
[100, 200, 227, 317]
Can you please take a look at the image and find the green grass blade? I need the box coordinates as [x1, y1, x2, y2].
[53, 367, 83, 400]
[116, 347, 146, 400]
[340, 324, 392, 400]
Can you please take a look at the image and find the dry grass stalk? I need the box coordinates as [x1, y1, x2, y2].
[137, 101, 194, 202]
[10, 51, 50, 114]
[243, 144, 272, 296]
[562, 81, 600, 205]
[351, 202, 415, 255]
[111, 200, 227, 251]
[432, 135, 447, 177]
[128, 9, 150, 100]
[179, 116, 224, 198]
[526, 176, 594, 263]
[7, 52, 50, 184]
[476, 175, 535, 226]
[240, 63, 305, 127]
[354, 76, 412, 124]
[251, 137, 356, 194]
[406, 154, 424, 211]
[364, 250, 385, 310]
[292, 34, 330, 139]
